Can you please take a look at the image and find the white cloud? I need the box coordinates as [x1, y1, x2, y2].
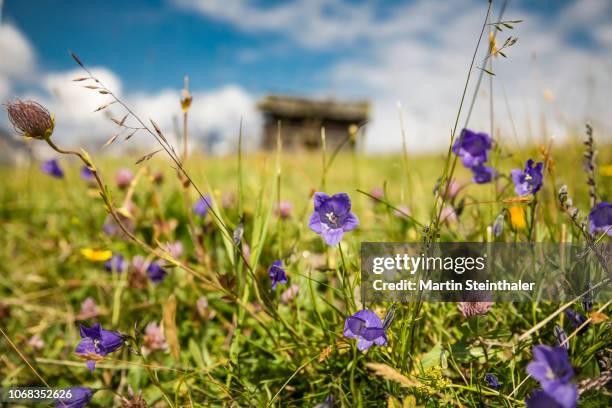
[38, 68, 258, 154]
[0, 23, 258, 155]
[328, 0, 612, 152]
[128, 85, 259, 154]
[0, 23, 35, 99]
[174, 0, 410, 49]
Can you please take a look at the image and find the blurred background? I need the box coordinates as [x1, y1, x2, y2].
[0, 0, 611, 161]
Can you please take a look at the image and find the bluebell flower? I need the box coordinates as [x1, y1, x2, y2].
[308, 192, 359, 246]
[55, 387, 93, 408]
[104, 254, 126, 273]
[147, 261, 167, 284]
[268, 260, 288, 291]
[554, 325, 569, 350]
[80, 166, 94, 182]
[485, 373, 501, 390]
[193, 195, 213, 217]
[564, 309, 589, 335]
[587, 201, 611, 236]
[41, 159, 64, 178]
[471, 165, 495, 184]
[343, 309, 387, 351]
[526, 345, 577, 408]
[452, 128, 492, 168]
[75, 323, 123, 371]
[511, 159, 544, 196]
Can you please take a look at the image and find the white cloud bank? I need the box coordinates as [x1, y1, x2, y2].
[177, 0, 612, 152]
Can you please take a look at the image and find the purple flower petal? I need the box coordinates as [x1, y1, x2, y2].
[588, 201, 612, 236]
[308, 211, 323, 234]
[41, 159, 64, 178]
[313, 192, 330, 210]
[342, 213, 359, 232]
[321, 228, 344, 246]
[55, 387, 93, 408]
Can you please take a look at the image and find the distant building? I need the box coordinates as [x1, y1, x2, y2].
[257, 95, 369, 150]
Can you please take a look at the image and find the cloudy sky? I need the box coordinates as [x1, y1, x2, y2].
[1, 0, 611, 153]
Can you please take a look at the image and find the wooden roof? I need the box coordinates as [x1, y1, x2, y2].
[257, 95, 369, 122]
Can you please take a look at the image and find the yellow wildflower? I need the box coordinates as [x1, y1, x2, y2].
[600, 164, 612, 177]
[81, 248, 112, 262]
[509, 206, 527, 230]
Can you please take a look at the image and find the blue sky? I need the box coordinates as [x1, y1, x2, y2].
[3, 0, 588, 94]
[1, 0, 611, 153]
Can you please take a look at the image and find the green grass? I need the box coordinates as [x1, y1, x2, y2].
[0, 142, 610, 407]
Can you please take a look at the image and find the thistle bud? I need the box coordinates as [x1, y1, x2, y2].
[6, 100, 54, 140]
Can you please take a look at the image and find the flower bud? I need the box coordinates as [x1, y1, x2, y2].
[6, 100, 54, 140]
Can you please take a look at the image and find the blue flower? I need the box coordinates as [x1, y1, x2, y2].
[268, 260, 288, 291]
[526, 345, 577, 408]
[485, 373, 501, 390]
[471, 165, 495, 184]
[75, 323, 123, 371]
[452, 128, 492, 168]
[564, 309, 589, 335]
[308, 192, 359, 246]
[55, 387, 93, 408]
[147, 261, 167, 283]
[343, 309, 387, 351]
[80, 166, 94, 182]
[511, 159, 544, 196]
[193, 195, 213, 217]
[41, 159, 64, 178]
[104, 254, 126, 273]
[588, 201, 611, 236]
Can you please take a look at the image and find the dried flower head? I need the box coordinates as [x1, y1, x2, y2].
[119, 385, 148, 408]
[457, 301, 493, 317]
[6, 100, 54, 140]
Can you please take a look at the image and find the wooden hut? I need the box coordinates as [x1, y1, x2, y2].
[257, 95, 369, 150]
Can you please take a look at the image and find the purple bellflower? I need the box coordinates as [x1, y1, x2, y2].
[485, 373, 501, 390]
[55, 387, 93, 408]
[75, 323, 123, 371]
[41, 159, 64, 178]
[511, 159, 544, 196]
[452, 128, 492, 168]
[308, 192, 359, 246]
[193, 195, 213, 217]
[147, 261, 167, 283]
[471, 165, 495, 184]
[564, 309, 589, 335]
[104, 254, 126, 273]
[588, 201, 611, 236]
[268, 260, 288, 290]
[343, 309, 387, 351]
[526, 345, 577, 408]
[80, 166, 94, 182]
